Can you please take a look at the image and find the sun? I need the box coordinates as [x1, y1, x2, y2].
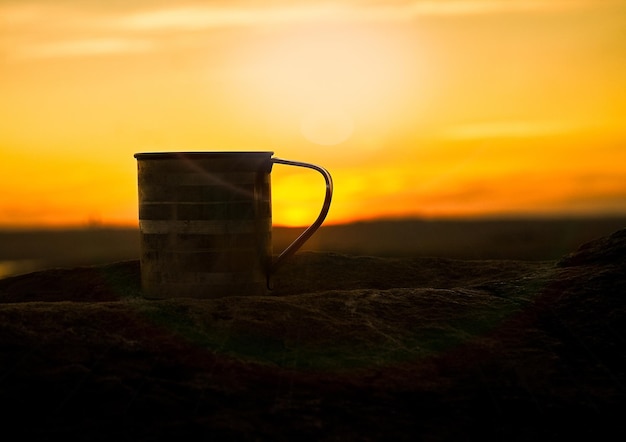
[228, 23, 414, 144]
[300, 105, 354, 145]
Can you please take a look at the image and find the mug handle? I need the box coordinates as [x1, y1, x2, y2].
[269, 158, 333, 274]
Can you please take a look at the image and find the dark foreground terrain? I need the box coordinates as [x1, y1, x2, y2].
[0, 228, 625, 440]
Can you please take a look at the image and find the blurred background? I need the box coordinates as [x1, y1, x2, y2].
[1, 1, 625, 277]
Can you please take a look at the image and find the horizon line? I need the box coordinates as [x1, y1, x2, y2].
[1, 213, 626, 232]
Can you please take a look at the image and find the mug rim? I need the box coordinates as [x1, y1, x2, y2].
[134, 151, 274, 159]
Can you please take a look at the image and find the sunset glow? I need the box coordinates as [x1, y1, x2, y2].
[1, 0, 625, 227]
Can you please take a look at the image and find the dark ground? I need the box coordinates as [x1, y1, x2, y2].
[0, 228, 625, 440]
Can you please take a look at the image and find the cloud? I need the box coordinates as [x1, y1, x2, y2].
[13, 38, 154, 60]
[111, 1, 596, 31]
[1, 4, 152, 60]
[1, 0, 602, 61]
[6, 1, 593, 33]
[442, 121, 576, 140]
[112, 4, 344, 30]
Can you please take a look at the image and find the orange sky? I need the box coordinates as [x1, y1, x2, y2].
[1, 0, 625, 228]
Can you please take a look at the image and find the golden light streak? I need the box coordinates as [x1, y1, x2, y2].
[13, 39, 154, 60]
[442, 121, 577, 140]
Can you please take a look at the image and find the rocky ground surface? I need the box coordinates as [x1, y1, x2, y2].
[0, 229, 625, 440]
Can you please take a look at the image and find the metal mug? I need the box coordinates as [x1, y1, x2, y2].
[134, 151, 332, 299]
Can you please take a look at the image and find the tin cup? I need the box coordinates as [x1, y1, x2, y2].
[134, 151, 332, 299]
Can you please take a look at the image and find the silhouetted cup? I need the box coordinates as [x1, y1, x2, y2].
[134, 151, 332, 299]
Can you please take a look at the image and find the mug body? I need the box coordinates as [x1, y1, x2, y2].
[135, 151, 273, 299]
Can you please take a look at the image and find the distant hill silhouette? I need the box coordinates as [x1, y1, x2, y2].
[1, 217, 625, 278]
